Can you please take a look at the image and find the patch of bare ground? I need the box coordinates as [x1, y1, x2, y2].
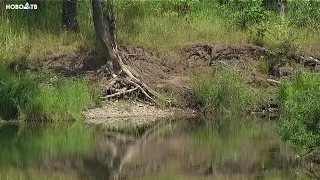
[84, 101, 196, 131]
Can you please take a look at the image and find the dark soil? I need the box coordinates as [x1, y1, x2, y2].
[182, 43, 269, 68]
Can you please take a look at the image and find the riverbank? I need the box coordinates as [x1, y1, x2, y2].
[0, 42, 319, 126]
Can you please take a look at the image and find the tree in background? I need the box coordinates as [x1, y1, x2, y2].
[62, 0, 79, 31]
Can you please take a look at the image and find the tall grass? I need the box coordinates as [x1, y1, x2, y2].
[0, 0, 94, 62]
[0, 69, 94, 122]
[115, 0, 320, 51]
[0, 70, 37, 120]
[24, 78, 94, 122]
[190, 66, 262, 114]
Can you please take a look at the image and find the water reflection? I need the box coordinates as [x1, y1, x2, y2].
[0, 117, 316, 179]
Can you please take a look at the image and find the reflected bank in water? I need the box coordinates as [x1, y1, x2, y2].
[0, 116, 317, 179]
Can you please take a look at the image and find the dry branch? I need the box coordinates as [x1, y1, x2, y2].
[267, 78, 280, 86]
[101, 87, 138, 99]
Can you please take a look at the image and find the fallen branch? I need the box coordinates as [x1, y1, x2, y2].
[105, 76, 119, 90]
[267, 78, 280, 86]
[101, 87, 138, 99]
[124, 78, 156, 102]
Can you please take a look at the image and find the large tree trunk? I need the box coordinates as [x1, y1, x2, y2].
[62, 0, 79, 31]
[91, 0, 157, 102]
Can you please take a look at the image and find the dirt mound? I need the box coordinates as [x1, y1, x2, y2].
[182, 43, 269, 68]
[34, 46, 178, 82]
[118, 46, 173, 85]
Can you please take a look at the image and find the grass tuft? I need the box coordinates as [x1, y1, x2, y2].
[190, 66, 262, 114]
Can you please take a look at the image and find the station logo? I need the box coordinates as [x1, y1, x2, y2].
[6, 2, 37, 10]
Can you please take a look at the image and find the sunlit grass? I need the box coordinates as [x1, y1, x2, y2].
[189, 66, 264, 114]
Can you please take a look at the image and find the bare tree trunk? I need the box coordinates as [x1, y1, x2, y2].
[91, 0, 157, 102]
[62, 0, 79, 31]
[91, 0, 120, 74]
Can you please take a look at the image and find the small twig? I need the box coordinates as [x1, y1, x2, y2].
[124, 79, 155, 103]
[105, 76, 119, 90]
[267, 78, 280, 86]
[101, 87, 138, 99]
[301, 163, 320, 179]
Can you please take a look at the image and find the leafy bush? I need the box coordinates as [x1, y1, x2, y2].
[278, 72, 320, 149]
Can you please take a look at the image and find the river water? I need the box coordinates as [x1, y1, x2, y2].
[0, 116, 315, 179]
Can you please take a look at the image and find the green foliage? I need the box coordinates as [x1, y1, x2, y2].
[190, 66, 260, 114]
[278, 72, 320, 149]
[0, 0, 94, 61]
[243, 0, 269, 46]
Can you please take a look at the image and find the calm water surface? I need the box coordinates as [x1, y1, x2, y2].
[0, 117, 313, 180]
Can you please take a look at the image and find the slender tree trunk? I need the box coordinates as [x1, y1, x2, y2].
[62, 0, 79, 31]
[279, 0, 286, 21]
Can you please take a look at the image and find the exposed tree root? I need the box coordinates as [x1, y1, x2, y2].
[266, 78, 280, 86]
[101, 87, 138, 99]
[92, 0, 158, 103]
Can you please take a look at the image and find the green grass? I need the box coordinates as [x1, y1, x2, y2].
[25, 77, 94, 122]
[0, 69, 38, 120]
[0, 69, 95, 122]
[1, 0, 320, 122]
[0, 0, 94, 64]
[190, 66, 263, 114]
